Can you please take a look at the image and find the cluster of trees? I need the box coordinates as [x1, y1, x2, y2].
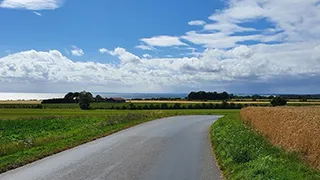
[42, 91, 103, 110]
[188, 91, 230, 101]
[279, 94, 320, 99]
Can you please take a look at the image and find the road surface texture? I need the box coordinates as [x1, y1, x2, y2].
[0, 115, 222, 180]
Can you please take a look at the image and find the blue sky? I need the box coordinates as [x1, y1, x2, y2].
[0, 0, 320, 93]
[0, 0, 221, 61]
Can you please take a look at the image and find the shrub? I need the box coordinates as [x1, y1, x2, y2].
[161, 103, 168, 109]
[79, 102, 90, 110]
[271, 97, 287, 106]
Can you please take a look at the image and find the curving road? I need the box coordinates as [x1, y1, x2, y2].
[0, 115, 222, 180]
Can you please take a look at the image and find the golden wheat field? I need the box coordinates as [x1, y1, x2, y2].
[240, 106, 320, 169]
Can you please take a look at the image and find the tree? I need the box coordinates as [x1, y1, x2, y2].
[64, 92, 74, 99]
[271, 97, 287, 106]
[95, 95, 105, 102]
[268, 95, 275, 99]
[79, 91, 94, 110]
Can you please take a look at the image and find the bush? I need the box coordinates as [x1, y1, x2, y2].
[161, 103, 168, 109]
[271, 97, 287, 106]
[79, 102, 90, 110]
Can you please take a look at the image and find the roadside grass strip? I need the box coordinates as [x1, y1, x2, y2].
[211, 114, 320, 180]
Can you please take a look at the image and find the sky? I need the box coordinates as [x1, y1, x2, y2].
[0, 0, 320, 94]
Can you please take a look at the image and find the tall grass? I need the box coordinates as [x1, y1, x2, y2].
[240, 106, 320, 169]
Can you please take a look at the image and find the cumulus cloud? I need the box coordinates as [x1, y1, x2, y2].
[1, 43, 320, 93]
[188, 20, 206, 26]
[101, 47, 141, 65]
[140, 35, 187, 47]
[70, 46, 84, 56]
[0, 0, 63, 10]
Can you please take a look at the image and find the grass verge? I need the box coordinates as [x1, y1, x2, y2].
[210, 114, 320, 180]
[0, 109, 236, 173]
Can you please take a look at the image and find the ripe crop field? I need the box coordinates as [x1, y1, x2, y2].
[240, 106, 320, 169]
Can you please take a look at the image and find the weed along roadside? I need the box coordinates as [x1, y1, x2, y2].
[210, 108, 320, 179]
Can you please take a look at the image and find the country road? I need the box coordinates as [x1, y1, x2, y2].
[0, 115, 222, 180]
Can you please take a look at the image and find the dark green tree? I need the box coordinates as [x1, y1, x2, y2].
[79, 91, 94, 110]
[271, 97, 287, 106]
[64, 92, 74, 99]
[95, 95, 105, 102]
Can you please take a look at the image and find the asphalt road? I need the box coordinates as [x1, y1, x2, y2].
[0, 115, 222, 180]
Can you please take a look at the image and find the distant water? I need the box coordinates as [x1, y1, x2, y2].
[0, 93, 65, 100]
[96, 93, 188, 99]
[0, 92, 188, 100]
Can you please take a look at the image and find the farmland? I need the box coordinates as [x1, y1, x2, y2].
[1, 104, 320, 179]
[241, 106, 320, 169]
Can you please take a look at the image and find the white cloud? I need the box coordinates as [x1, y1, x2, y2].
[142, 54, 152, 59]
[33, 11, 41, 16]
[1, 44, 320, 93]
[188, 20, 206, 26]
[0, 0, 63, 10]
[140, 35, 187, 47]
[99, 48, 109, 54]
[102, 47, 141, 64]
[181, 31, 263, 49]
[70, 46, 84, 56]
[135, 44, 154, 51]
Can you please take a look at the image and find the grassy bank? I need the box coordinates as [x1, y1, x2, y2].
[0, 109, 236, 173]
[211, 114, 320, 179]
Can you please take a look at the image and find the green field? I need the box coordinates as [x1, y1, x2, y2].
[0, 109, 236, 173]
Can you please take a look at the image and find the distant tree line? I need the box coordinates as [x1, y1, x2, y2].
[231, 95, 275, 100]
[188, 91, 230, 101]
[279, 94, 320, 99]
[42, 91, 112, 104]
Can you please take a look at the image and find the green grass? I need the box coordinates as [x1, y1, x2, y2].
[0, 109, 236, 173]
[211, 114, 320, 180]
